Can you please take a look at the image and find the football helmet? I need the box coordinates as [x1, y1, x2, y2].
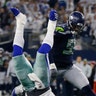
[68, 11, 85, 32]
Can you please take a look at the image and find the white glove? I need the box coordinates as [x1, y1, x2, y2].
[50, 63, 58, 83]
[49, 63, 57, 70]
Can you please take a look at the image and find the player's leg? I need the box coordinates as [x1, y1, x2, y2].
[64, 65, 96, 96]
[28, 10, 57, 96]
[11, 8, 35, 91]
[34, 10, 57, 88]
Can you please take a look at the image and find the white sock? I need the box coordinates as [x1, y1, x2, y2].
[42, 20, 57, 48]
[13, 13, 27, 48]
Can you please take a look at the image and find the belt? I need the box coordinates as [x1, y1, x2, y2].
[26, 87, 50, 96]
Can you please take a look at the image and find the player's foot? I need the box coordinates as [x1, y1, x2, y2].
[10, 7, 20, 16]
[49, 10, 58, 21]
[10, 7, 27, 25]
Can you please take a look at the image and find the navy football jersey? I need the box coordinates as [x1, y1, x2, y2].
[49, 23, 75, 69]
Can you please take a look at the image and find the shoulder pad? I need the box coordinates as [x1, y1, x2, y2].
[55, 23, 71, 35]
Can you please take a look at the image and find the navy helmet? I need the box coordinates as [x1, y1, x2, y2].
[68, 11, 85, 32]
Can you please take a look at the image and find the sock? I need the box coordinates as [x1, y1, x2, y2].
[13, 13, 26, 48]
[38, 20, 57, 53]
[38, 44, 51, 54]
[81, 85, 96, 96]
[13, 13, 27, 56]
[13, 45, 23, 56]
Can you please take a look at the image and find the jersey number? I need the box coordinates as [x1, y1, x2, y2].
[63, 39, 75, 55]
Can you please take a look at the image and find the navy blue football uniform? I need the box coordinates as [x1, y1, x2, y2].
[49, 11, 96, 96]
[49, 23, 75, 69]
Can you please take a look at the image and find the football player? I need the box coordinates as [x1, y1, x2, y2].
[49, 11, 96, 96]
[10, 7, 57, 96]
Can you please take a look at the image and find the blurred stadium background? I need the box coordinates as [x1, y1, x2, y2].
[0, 0, 96, 96]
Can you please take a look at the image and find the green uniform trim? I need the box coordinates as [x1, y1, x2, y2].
[55, 26, 64, 32]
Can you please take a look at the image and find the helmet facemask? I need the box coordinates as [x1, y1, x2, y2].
[69, 21, 84, 32]
[68, 11, 85, 33]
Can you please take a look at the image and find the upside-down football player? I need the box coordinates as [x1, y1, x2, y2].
[10, 7, 57, 96]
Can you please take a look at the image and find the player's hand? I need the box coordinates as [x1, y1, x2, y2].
[11, 85, 24, 96]
[10, 7, 20, 16]
[49, 10, 58, 21]
[50, 63, 58, 82]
